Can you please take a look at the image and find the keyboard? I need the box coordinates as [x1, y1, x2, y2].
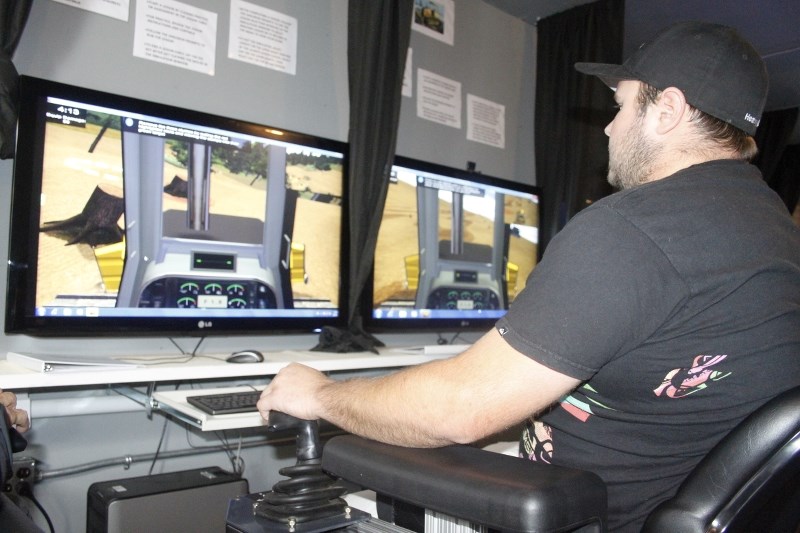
[186, 390, 262, 415]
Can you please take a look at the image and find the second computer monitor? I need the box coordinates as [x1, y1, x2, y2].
[367, 155, 542, 332]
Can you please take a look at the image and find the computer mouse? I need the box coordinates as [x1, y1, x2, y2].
[226, 350, 265, 364]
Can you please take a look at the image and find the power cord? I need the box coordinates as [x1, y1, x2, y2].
[124, 336, 211, 365]
[15, 481, 55, 533]
[148, 382, 183, 475]
[436, 332, 463, 345]
[213, 431, 246, 476]
[169, 336, 206, 358]
[148, 414, 171, 476]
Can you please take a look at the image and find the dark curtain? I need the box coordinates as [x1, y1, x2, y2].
[534, 0, 624, 253]
[771, 144, 800, 216]
[753, 107, 800, 213]
[0, 0, 32, 159]
[315, 0, 412, 351]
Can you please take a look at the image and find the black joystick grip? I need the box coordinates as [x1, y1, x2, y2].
[267, 411, 322, 462]
[257, 411, 349, 524]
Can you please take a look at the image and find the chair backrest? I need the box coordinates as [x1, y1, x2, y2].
[643, 385, 800, 533]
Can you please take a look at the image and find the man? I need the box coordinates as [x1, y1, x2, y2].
[259, 21, 800, 531]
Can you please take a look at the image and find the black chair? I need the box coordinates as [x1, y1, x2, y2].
[1, 408, 43, 533]
[321, 385, 800, 533]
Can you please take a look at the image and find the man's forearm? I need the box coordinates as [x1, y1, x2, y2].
[317, 361, 472, 447]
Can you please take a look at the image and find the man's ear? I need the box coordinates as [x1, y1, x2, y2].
[653, 87, 688, 135]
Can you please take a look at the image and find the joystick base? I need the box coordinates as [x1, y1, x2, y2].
[225, 493, 371, 533]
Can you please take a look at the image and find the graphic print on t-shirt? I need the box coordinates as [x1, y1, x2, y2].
[653, 354, 731, 398]
[522, 354, 732, 462]
[557, 383, 613, 422]
[521, 420, 554, 463]
[521, 384, 612, 462]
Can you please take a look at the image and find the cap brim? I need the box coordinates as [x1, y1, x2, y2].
[574, 62, 633, 88]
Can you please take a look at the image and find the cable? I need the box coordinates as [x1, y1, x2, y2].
[123, 336, 220, 365]
[436, 331, 464, 345]
[214, 430, 238, 471]
[148, 414, 170, 475]
[227, 385, 259, 475]
[36, 429, 343, 481]
[123, 354, 225, 365]
[16, 482, 55, 533]
[169, 336, 188, 355]
[190, 337, 206, 356]
[167, 336, 206, 358]
[180, 383, 253, 475]
[184, 423, 248, 476]
[232, 435, 245, 476]
[149, 382, 183, 474]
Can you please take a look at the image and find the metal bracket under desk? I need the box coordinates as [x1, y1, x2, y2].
[110, 383, 231, 429]
[111, 383, 158, 418]
[150, 396, 206, 428]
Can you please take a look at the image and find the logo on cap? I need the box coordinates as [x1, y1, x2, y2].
[744, 113, 760, 127]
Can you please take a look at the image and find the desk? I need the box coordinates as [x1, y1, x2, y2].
[0, 347, 463, 431]
[0, 347, 458, 390]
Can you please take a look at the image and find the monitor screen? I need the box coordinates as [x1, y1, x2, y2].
[6, 76, 347, 337]
[366, 155, 542, 332]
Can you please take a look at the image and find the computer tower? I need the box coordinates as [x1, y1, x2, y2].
[87, 466, 248, 533]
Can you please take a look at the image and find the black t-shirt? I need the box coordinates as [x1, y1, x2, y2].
[496, 160, 800, 531]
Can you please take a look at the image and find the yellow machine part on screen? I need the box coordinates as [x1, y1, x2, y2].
[93, 241, 308, 294]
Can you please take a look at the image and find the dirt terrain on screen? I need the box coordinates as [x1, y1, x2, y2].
[373, 180, 538, 306]
[36, 122, 340, 307]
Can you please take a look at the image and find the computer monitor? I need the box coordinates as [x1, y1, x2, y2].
[365, 155, 542, 332]
[6, 76, 348, 337]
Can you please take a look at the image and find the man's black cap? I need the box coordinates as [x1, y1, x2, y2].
[575, 21, 768, 135]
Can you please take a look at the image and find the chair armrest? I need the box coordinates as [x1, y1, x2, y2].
[322, 435, 607, 533]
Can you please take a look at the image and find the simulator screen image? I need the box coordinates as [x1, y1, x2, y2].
[33, 95, 344, 322]
[371, 161, 540, 325]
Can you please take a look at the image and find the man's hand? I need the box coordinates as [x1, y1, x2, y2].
[1, 389, 30, 433]
[257, 363, 333, 422]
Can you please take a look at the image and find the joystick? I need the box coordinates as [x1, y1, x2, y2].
[225, 412, 370, 532]
[254, 412, 349, 526]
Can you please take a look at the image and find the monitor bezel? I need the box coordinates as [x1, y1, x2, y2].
[6, 75, 349, 337]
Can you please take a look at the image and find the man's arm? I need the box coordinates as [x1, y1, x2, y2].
[257, 328, 580, 447]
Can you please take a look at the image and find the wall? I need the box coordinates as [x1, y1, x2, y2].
[398, 0, 537, 181]
[2, 1, 534, 531]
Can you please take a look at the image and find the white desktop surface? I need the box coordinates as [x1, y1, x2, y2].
[0, 347, 461, 390]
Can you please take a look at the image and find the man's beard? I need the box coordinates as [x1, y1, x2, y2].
[607, 115, 661, 190]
